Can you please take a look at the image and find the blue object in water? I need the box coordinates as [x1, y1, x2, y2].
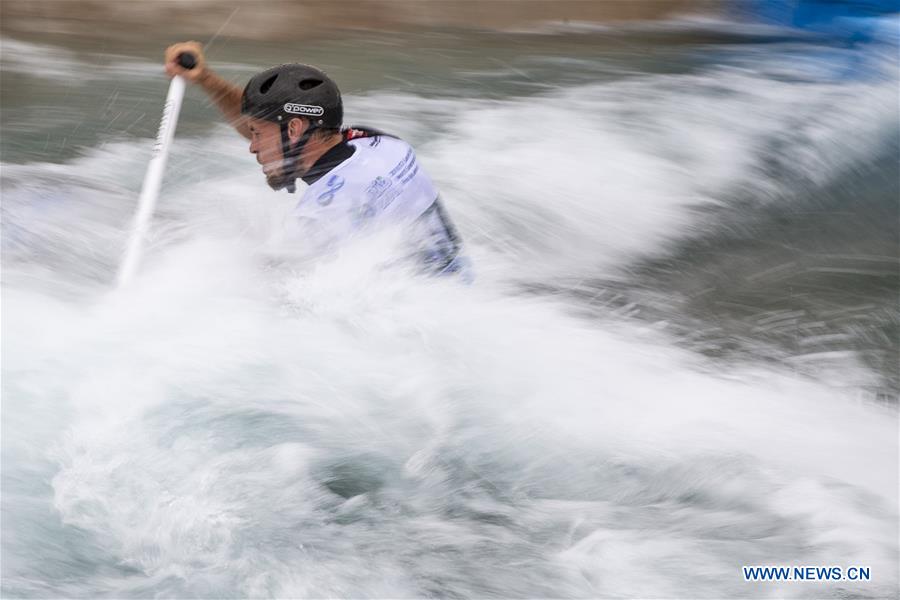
[737, 0, 899, 43]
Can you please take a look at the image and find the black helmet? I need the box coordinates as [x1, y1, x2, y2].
[241, 63, 342, 129]
[241, 64, 343, 193]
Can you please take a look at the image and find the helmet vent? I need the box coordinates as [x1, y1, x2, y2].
[298, 78, 322, 90]
[259, 74, 278, 94]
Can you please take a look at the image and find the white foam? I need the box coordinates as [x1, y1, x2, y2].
[5, 239, 889, 596]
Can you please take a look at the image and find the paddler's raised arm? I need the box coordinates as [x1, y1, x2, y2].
[164, 41, 251, 140]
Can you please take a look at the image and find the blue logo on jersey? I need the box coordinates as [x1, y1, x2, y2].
[365, 176, 391, 200]
[326, 174, 345, 190]
[317, 174, 345, 206]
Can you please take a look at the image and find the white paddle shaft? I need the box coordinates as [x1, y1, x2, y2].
[117, 75, 186, 287]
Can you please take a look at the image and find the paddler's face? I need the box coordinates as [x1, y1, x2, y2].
[248, 117, 306, 190]
[248, 118, 287, 188]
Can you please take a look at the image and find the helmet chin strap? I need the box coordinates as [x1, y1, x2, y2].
[273, 118, 317, 193]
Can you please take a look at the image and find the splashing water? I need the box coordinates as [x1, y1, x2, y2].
[2, 22, 898, 598]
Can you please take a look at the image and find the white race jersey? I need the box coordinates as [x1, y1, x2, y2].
[292, 131, 467, 275]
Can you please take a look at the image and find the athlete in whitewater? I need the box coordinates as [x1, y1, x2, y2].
[164, 42, 468, 276]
